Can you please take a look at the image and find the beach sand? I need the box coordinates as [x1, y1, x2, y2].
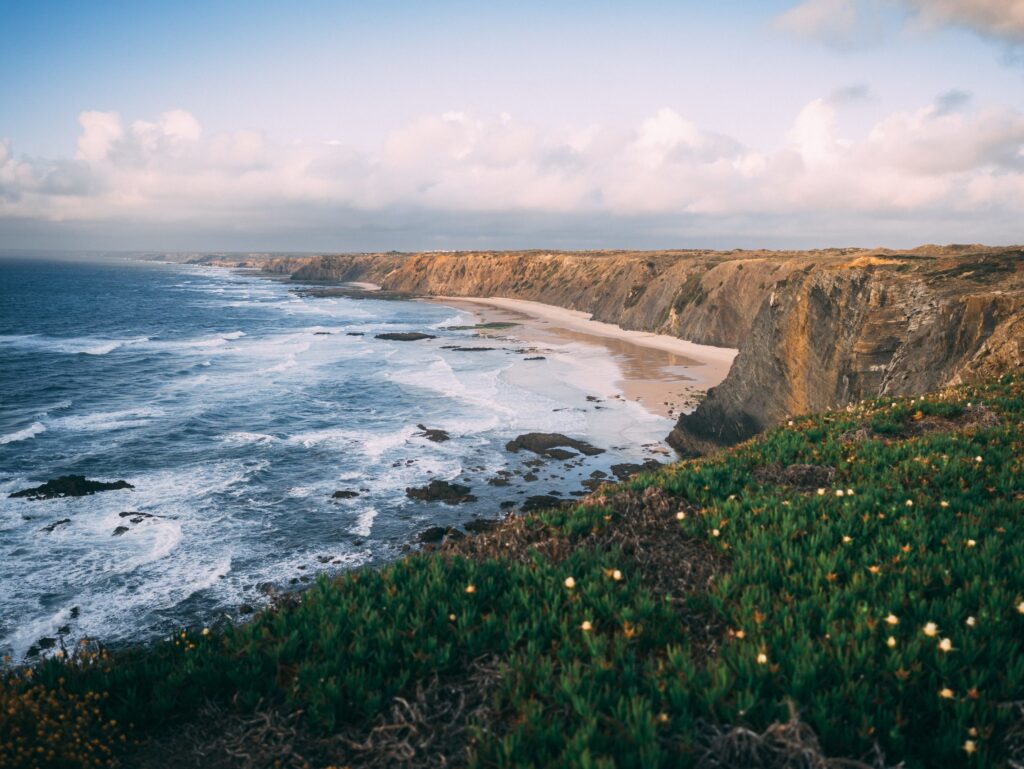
[430, 296, 738, 420]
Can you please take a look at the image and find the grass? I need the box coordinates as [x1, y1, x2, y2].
[3, 374, 1023, 768]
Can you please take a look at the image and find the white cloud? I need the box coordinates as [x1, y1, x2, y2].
[1, 99, 1023, 244]
[774, 0, 887, 49]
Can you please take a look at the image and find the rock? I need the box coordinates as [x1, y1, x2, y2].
[239, 604, 255, 614]
[505, 433, 605, 459]
[463, 519, 499, 534]
[523, 472, 539, 482]
[487, 477, 510, 486]
[112, 526, 129, 536]
[522, 495, 565, 512]
[313, 331, 332, 335]
[119, 511, 157, 524]
[69, 607, 80, 619]
[375, 332, 436, 341]
[40, 518, 71, 534]
[10, 475, 134, 500]
[414, 424, 451, 442]
[500, 500, 516, 509]
[417, 525, 464, 544]
[345, 332, 365, 336]
[406, 480, 477, 504]
[331, 490, 360, 499]
[609, 459, 663, 481]
[443, 346, 497, 352]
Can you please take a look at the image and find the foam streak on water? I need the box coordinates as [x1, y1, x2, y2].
[0, 257, 674, 661]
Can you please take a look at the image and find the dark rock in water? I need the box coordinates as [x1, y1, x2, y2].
[257, 582, 278, 596]
[523, 472, 539, 482]
[119, 511, 157, 524]
[418, 526, 448, 544]
[500, 500, 516, 509]
[417, 525, 464, 543]
[375, 332, 436, 342]
[414, 424, 451, 442]
[586, 395, 602, 402]
[443, 346, 498, 352]
[406, 480, 477, 504]
[505, 433, 605, 459]
[487, 477, 510, 487]
[331, 489, 360, 499]
[37, 637, 57, 650]
[463, 518, 499, 534]
[313, 331, 332, 335]
[609, 459, 663, 481]
[57, 624, 71, 635]
[522, 495, 566, 512]
[70, 607, 80, 619]
[590, 470, 608, 479]
[345, 332, 365, 336]
[40, 518, 71, 534]
[524, 356, 546, 361]
[352, 539, 364, 546]
[239, 604, 255, 615]
[569, 490, 587, 497]
[11, 475, 134, 500]
[112, 526, 129, 536]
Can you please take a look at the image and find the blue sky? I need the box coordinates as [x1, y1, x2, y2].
[1, 0, 1023, 251]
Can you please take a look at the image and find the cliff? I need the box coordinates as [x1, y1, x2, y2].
[189, 246, 1024, 453]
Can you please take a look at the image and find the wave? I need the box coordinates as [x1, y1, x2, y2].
[0, 334, 149, 356]
[0, 422, 46, 445]
[51, 406, 165, 432]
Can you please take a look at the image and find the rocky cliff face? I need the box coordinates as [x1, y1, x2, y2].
[189, 246, 1024, 453]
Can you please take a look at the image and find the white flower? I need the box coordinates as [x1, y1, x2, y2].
[906, 499, 914, 507]
[975, 456, 983, 463]
[966, 539, 977, 548]
[885, 614, 899, 626]
[940, 501, 949, 508]
[675, 511, 686, 521]
[612, 569, 623, 581]
[817, 488, 826, 496]
[923, 622, 939, 637]
[580, 620, 592, 632]
[1017, 601, 1024, 615]
[835, 489, 845, 498]
[963, 740, 976, 755]
[886, 636, 896, 648]
[711, 528, 721, 537]
[846, 488, 854, 496]
[966, 616, 976, 627]
[938, 638, 953, 653]
[564, 576, 576, 589]
[756, 652, 768, 665]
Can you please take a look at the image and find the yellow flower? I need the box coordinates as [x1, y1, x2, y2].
[885, 614, 899, 625]
[939, 687, 955, 699]
[905, 499, 914, 507]
[564, 576, 576, 589]
[711, 528, 721, 537]
[580, 620, 593, 632]
[448, 613, 457, 621]
[868, 565, 881, 574]
[465, 584, 476, 594]
[675, 511, 686, 521]
[963, 740, 976, 755]
[974, 456, 983, 463]
[817, 488, 826, 496]
[846, 488, 855, 496]
[938, 638, 953, 653]
[940, 501, 949, 508]
[734, 629, 746, 639]
[923, 622, 939, 637]
[657, 712, 670, 724]
[966, 616, 976, 627]
[1017, 600, 1024, 615]
[886, 636, 896, 648]
[966, 539, 977, 548]
[756, 652, 768, 665]
[612, 569, 623, 581]
[201, 627, 211, 636]
[842, 535, 853, 544]
[835, 489, 845, 497]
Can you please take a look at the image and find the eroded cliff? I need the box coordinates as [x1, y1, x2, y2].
[189, 246, 1024, 453]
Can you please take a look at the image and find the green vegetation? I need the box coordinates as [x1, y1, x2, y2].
[3, 376, 1024, 768]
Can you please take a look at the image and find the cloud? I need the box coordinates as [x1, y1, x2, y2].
[2, 101, 1024, 248]
[777, 0, 1024, 47]
[902, 0, 1024, 42]
[774, 0, 888, 49]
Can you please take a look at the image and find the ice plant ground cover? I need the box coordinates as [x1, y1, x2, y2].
[3, 375, 1024, 768]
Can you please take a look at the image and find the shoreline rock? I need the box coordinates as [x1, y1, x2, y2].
[406, 480, 477, 504]
[10, 475, 134, 501]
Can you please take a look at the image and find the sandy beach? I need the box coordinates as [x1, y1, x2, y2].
[431, 296, 738, 420]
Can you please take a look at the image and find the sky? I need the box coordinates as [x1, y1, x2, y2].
[1, 0, 1023, 252]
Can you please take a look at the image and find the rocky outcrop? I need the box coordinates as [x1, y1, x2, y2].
[505, 433, 605, 460]
[191, 245, 1024, 453]
[11, 475, 134, 500]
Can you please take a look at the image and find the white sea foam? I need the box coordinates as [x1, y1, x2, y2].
[0, 422, 46, 445]
[51, 406, 165, 432]
[223, 431, 277, 445]
[350, 506, 378, 537]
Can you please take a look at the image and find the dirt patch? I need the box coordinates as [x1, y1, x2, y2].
[753, 463, 836, 490]
[840, 403, 1001, 444]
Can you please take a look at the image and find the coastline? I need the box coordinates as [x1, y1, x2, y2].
[429, 295, 738, 420]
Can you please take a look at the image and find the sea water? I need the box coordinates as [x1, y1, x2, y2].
[0, 256, 672, 661]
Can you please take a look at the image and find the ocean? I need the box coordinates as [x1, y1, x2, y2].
[0, 256, 673, 661]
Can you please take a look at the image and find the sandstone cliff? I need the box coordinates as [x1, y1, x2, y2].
[189, 246, 1024, 454]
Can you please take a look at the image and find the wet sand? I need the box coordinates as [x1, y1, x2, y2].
[431, 296, 738, 419]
